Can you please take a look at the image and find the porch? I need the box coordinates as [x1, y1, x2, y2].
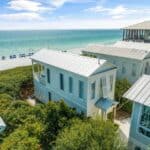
[32, 61, 46, 86]
[95, 98, 118, 121]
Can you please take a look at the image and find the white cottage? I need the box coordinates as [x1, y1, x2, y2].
[0, 117, 6, 133]
[124, 75, 150, 150]
[31, 50, 118, 119]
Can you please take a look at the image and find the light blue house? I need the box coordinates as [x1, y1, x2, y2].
[82, 21, 150, 84]
[31, 50, 118, 119]
[124, 75, 150, 150]
[0, 117, 6, 133]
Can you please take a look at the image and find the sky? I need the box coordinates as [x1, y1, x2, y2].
[0, 0, 150, 30]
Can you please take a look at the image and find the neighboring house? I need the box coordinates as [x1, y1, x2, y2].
[123, 75, 150, 150]
[0, 117, 6, 133]
[82, 45, 150, 83]
[31, 50, 118, 119]
[82, 21, 150, 83]
[122, 21, 150, 42]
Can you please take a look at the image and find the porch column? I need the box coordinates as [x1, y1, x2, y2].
[123, 29, 125, 40]
[102, 111, 107, 121]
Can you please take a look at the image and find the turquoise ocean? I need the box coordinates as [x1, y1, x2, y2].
[0, 30, 122, 57]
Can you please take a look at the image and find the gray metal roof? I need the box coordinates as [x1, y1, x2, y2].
[114, 41, 150, 51]
[31, 49, 108, 77]
[123, 21, 150, 30]
[83, 44, 150, 60]
[0, 117, 6, 127]
[123, 75, 150, 106]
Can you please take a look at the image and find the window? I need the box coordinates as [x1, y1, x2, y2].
[99, 79, 103, 98]
[132, 63, 137, 76]
[91, 82, 96, 99]
[47, 68, 50, 83]
[60, 73, 64, 90]
[134, 146, 141, 150]
[109, 75, 113, 92]
[145, 62, 150, 74]
[79, 81, 84, 99]
[102, 77, 107, 98]
[69, 77, 73, 93]
[48, 92, 51, 101]
[122, 63, 126, 74]
[139, 106, 150, 138]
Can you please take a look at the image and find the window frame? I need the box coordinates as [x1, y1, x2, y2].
[60, 73, 64, 90]
[47, 68, 50, 83]
[69, 77, 73, 93]
[91, 82, 96, 99]
[79, 80, 84, 99]
[138, 105, 150, 138]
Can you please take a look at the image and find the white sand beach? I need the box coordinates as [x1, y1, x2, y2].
[0, 57, 32, 71]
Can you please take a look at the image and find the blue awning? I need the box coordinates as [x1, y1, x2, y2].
[95, 98, 118, 111]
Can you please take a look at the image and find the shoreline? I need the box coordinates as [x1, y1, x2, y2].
[0, 57, 32, 71]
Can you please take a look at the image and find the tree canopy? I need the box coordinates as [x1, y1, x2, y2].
[55, 118, 126, 150]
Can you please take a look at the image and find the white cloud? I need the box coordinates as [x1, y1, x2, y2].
[8, 0, 49, 12]
[50, 0, 91, 8]
[86, 5, 150, 19]
[0, 12, 43, 21]
[0, 17, 149, 30]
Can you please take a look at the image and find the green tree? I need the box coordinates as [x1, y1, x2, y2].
[0, 129, 40, 150]
[115, 79, 132, 113]
[41, 100, 83, 148]
[55, 118, 126, 150]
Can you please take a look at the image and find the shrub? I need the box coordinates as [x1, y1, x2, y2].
[1, 129, 40, 150]
[0, 66, 33, 99]
[115, 79, 132, 113]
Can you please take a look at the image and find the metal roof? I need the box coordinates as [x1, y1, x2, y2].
[83, 44, 150, 60]
[31, 49, 108, 77]
[123, 75, 150, 107]
[123, 21, 150, 30]
[0, 117, 6, 127]
[95, 98, 118, 111]
[114, 41, 150, 51]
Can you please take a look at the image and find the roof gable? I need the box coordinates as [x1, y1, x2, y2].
[0, 117, 6, 127]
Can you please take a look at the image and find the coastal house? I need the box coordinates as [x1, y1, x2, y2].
[0, 117, 6, 133]
[82, 44, 150, 83]
[123, 75, 150, 150]
[82, 21, 150, 83]
[31, 50, 118, 118]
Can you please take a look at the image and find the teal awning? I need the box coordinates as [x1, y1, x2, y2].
[95, 98, 118, 112]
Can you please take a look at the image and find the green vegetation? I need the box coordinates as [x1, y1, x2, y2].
[81, 53, 97, 58]
[0, 66, 33, 99]
[0, 66, 126, 149]
[115, 79, 132, 113]
[55, 118, 126, 150]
